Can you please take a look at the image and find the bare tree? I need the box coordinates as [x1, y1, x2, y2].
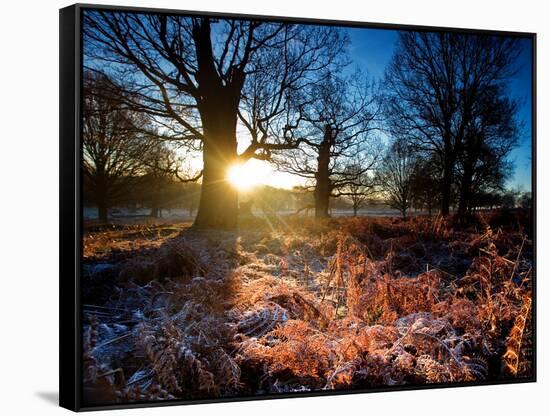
[140, 142, 184, 218]
[456, 85, 519, 216]
[82, 71, 154, 221]
[378, 140, 418, 218]
[518, 191, 532, 209]
[410, 157, 440, 216]
[383, 32, 520, 215]
[275, 71, 380, 218]
[83, 11, 347, 228]
[339, 158, 378, 216]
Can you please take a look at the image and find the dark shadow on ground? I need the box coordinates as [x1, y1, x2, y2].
[81, 223, 240, 407]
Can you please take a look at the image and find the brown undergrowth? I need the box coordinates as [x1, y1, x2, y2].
[81, 210, 533, 405]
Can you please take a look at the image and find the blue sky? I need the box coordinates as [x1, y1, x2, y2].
[347, 27, 533, 191]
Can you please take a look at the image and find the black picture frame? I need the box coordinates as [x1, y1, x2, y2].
[60, 3, 537, 411]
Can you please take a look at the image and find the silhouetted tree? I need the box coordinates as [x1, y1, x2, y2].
[519, 191, 532, 209]
[82, 71, 154, 221]
[383, 32, 520, 215]
[410, 158, 440, 216]
[378, 140, 418, 217]
[501, 191, 517, 209]
[182, 182, 201, 217]
[340, 159, 378, 216]
[456, 85, 519, 215]
[291, 187, 315, 215]
[84, 11, 347, 228]
[141, 142, 183, 218]
[275, 71, 379, 218]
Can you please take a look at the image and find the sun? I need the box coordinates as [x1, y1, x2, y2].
[227, 162, 259, 191]
[226, 159, 303, 191]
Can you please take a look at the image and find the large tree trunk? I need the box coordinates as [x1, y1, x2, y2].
[191, 19, 242, 229]
[193, 107, 239, 229]
[314, 176, 330, 219]
[314, 126, 333, 219]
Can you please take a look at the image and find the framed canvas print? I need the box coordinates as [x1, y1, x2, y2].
[59, 3, 536, 411]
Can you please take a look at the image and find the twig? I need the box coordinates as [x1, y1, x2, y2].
[92, 333, 132, 351]
[509, 237, 526, 282]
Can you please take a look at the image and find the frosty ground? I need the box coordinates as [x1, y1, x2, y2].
[81, 211, 533, 405]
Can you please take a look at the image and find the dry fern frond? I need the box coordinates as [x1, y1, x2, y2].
[234, 302, 289, 338]
[502, 295, 532, 376]
[82, 212, 533, 404]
